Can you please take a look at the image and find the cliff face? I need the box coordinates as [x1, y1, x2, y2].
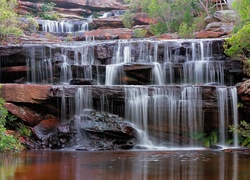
[17, 0, 126, 16]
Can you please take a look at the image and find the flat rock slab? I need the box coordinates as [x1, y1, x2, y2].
[0, 84, 52, 103]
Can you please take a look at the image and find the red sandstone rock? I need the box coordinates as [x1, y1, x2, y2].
[195, 31, 226, 39]
[134, 12, 157, 25]
[238, 80, 250, 106]
[4, 103, 43, 126]
[0, 84, 51, 103]
[1, 66, 28, 72]
[32, 118, 60, 140]
[18, 0, 126, 16]
[157, 33, 179, 40]
[84, 28, 133, 40]
[92, 17, 124, 29]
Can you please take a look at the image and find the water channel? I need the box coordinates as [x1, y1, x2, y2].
[1, 150, 250, 180]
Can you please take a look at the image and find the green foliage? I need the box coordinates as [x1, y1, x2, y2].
[224, 23, 250, 58]
[224, 0, 250, 76]
[229, 120, 250, 147]
[133, 28, 147, 38]
[178, 23, 195, 39]
[150, 22, 169, 35]
[41, 2, 56, 12]
[40, 2, 59, 20]
[124, 0, 205, 35]
[224, 23, 250, 76]
[0, 87, 24, 153]
[0, 125, 24, 153]
[147, 0, 200, 33]
[0, 0, 23, 37]
[191, 130, 218, 147]
[26, 17, 39, 33]
[17, 123, 32, 137]
[231, 0, 250, 26]
[122, 11, 135, 28]
[19, 17, 39, 33]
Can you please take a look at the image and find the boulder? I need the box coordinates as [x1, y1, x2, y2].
[76, 110, 138, 150]
[195, 31, 226, 38]
[238, 79, 250, 106]
[32, 118, 59, 140]
[4, 103, 44, 126]
[205, 22, 234, 33]
[213, 10, 238, 23]
[92, 17, 124, 29]
[134, 12, 156, 25]
[204, 15, 219, 24]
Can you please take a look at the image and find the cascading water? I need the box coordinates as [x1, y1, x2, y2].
[125, 86, 153, 147]
[105, 41, 132, 85]
[40, 19, 89, 33]
[217, 87, 239, 147]
[75, 87, 93, 115]
[26, 46, 53, 83]
[230, 87, 239, 147]
[21, 38, 240, 149]
[60, 55, 72, 84]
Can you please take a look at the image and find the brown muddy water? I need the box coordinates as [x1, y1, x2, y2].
[1, 149, 250, 180]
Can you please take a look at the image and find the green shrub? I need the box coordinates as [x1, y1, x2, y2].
[229, 120, 250, 147]
[133, 28, 147, 38]
[0, 87, 24, 153]
[224, 23, 250, 76]
[40, 2, 59, 20]
[0, 125, 24, 153]
[178, 22, 195, 39]
[18, 17, 39, 33]
[0, 0, 23, 37]
[26, 17, 39, 33]
[191, 130, 218, 147]
[17, 123, 32, 137]
[122, 11, 135, 28]
[150, 22, 169, 35]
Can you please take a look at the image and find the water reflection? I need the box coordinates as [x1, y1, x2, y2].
[1, 150, 250, 180]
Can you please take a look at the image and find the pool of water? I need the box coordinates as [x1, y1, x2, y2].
[1, 149, 250, 180]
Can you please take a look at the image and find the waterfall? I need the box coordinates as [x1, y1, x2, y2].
[217, 86, 239, 147]
[230, 87, 239, 147]
[40, 20, 89, 33]
[183, 40, 224, 85]
[217, 87, 229, 145]
[19, 39, 241, 149]
[124, 85, 204, 148]
[60, 55, 72, 84]
[105, 41, 131, 85]
[125, 86, 153, 147]
[26, 46, 53, 83]
[180, 86, 203, 146]
[150, 87, 179, 146]
[75, 87, 93, 115]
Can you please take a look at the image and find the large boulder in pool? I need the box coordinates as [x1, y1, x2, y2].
[75, 110, 138, 151]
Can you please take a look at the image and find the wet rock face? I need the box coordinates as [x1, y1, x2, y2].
[76, 110, 138, 150]
[29, 119, 78, 149]
[238, 80, 250, 106]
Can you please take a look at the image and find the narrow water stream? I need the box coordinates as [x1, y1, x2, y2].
[1, 150, 250, 180]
